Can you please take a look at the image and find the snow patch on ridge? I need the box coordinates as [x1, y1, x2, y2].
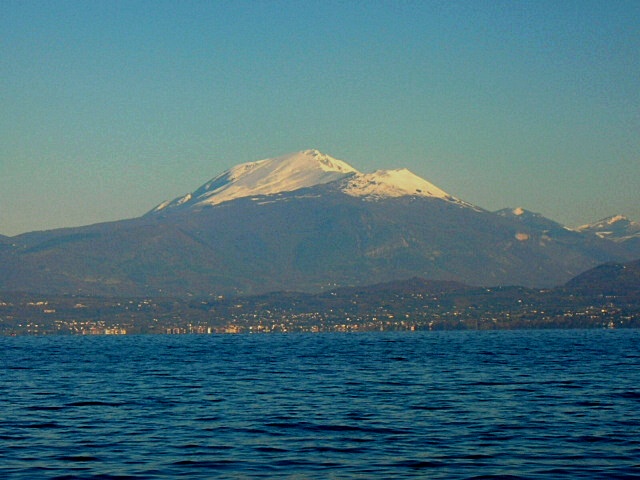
[577, 214, 640, 241]
[341, 168, 455, 200]
[578, 215, 630, 230]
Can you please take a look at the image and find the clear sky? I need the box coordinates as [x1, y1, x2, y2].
[2, 0, 639, 236]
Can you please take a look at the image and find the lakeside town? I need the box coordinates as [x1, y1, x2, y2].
[2, 277, 639, 335]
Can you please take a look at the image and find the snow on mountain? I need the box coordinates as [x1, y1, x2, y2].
[495, 207, 567, 226]
[152, 150, 356, 212]
[151, 149, 469, 213]
[577, 215, 640, 241]
[339, 168, 473, 207]
[494, 207, 575, 239]
[341, 168, 446, 199]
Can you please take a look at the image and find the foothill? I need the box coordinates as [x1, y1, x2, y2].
[2, 269, 638, 335]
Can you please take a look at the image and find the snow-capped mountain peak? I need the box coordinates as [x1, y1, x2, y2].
[152, 150, 357, 212]
[151, 150, 471, 213]
[577, 215, 640, 241]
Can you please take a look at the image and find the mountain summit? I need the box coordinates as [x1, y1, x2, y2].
[151, 149, 468, 213]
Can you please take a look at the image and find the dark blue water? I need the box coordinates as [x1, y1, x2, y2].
[2, 330, 640, 479]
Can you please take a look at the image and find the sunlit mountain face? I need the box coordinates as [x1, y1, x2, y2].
[149, 149, 471, 214]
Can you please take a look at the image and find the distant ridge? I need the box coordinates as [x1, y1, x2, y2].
[577, 215, 640, 242]
[565, 258, 640, 295]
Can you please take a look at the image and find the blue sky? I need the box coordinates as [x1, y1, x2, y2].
[2, 0, 639, 236]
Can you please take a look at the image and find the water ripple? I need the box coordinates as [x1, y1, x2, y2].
[2, 330, 640, 478]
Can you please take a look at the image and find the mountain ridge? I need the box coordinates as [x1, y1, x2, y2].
[1, 150, 639, 297]
[578, 215, 640, 241]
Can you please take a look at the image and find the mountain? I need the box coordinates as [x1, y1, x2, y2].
[1, 150, 638, 297]
[496, 207, 570, 233]
[564, 258, 640, 296]
[150, 149, 470, 213]
[151, 150, 356, 212]
[577, 215, 640, 257]
[577, 215, 640, 241]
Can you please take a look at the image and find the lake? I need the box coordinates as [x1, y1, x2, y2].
[2, 330, 639, 478]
